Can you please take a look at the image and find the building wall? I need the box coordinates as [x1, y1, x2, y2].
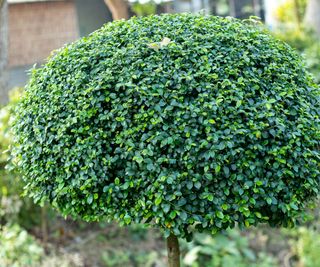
[75, 0, 111, 37]
[8, 0, 79, 67]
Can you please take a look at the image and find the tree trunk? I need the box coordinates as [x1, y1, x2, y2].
[293, 0, 302, 28]
[228, 0, 236, 17]
[304, 0, 320, 36]
[167, 233, 180, 267]
[209, 0, 217, 15]
[0, 0, 8, 104]
[41, 205, 48, 244]
[104, 0, 129, 20]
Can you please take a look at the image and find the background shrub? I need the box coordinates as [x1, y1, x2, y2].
[13, 14, 320, 240]
[182, 229, 277, 267]
[291, 227, 320, 267]
[0, 224, 44, 267]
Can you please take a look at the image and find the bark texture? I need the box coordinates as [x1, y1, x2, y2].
[167, 233, 180, 267]
[104, 0, 129, 20]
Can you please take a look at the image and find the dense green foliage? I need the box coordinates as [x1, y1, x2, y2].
[12, 14, 320, 239]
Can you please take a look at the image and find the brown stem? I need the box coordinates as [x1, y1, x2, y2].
[167, 233, 180, 267]
[41, 205, 48, 244]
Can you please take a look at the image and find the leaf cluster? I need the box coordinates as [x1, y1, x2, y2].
[12, 14, 320, 239]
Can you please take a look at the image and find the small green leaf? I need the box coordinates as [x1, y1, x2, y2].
[180, 211, 187, 221]
[290, 203, 298, 210]
[87, 195, 93, 204]
[266, 103, 272, 110]
[207, 194, 214, 201]
[155, 196, 162, 206]
[194, 181, 201, 189]
[223, 166, 230, 176]
[169, 211, 177, 219]
[216, 211, 224, 219]
[163, 204, 170, 213]
[124, 214, 131, 224]
[239, 188, 244, 195]
[215, 165, 221, 174]
[147, 163, 154, 171]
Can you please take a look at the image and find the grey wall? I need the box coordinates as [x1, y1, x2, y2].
[75, 0, 112, 37]
[8, 65, 32, 90]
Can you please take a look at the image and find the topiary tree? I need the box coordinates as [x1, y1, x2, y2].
[12, 14, 320, 267]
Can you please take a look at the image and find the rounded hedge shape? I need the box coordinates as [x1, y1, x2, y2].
[13, 14, 320, 239]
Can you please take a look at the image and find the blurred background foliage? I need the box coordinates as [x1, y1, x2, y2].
[0, 0, 319, 266]
[274, 0, 320, 83]
[275, 0, 307, 27]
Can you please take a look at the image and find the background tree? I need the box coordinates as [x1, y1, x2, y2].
[209, 0, 217, 14]
[104, 0, 129, 20]
[275, 0, 307, 28]
[304, 0, 320, 36]
[12, 14, 320, 267]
